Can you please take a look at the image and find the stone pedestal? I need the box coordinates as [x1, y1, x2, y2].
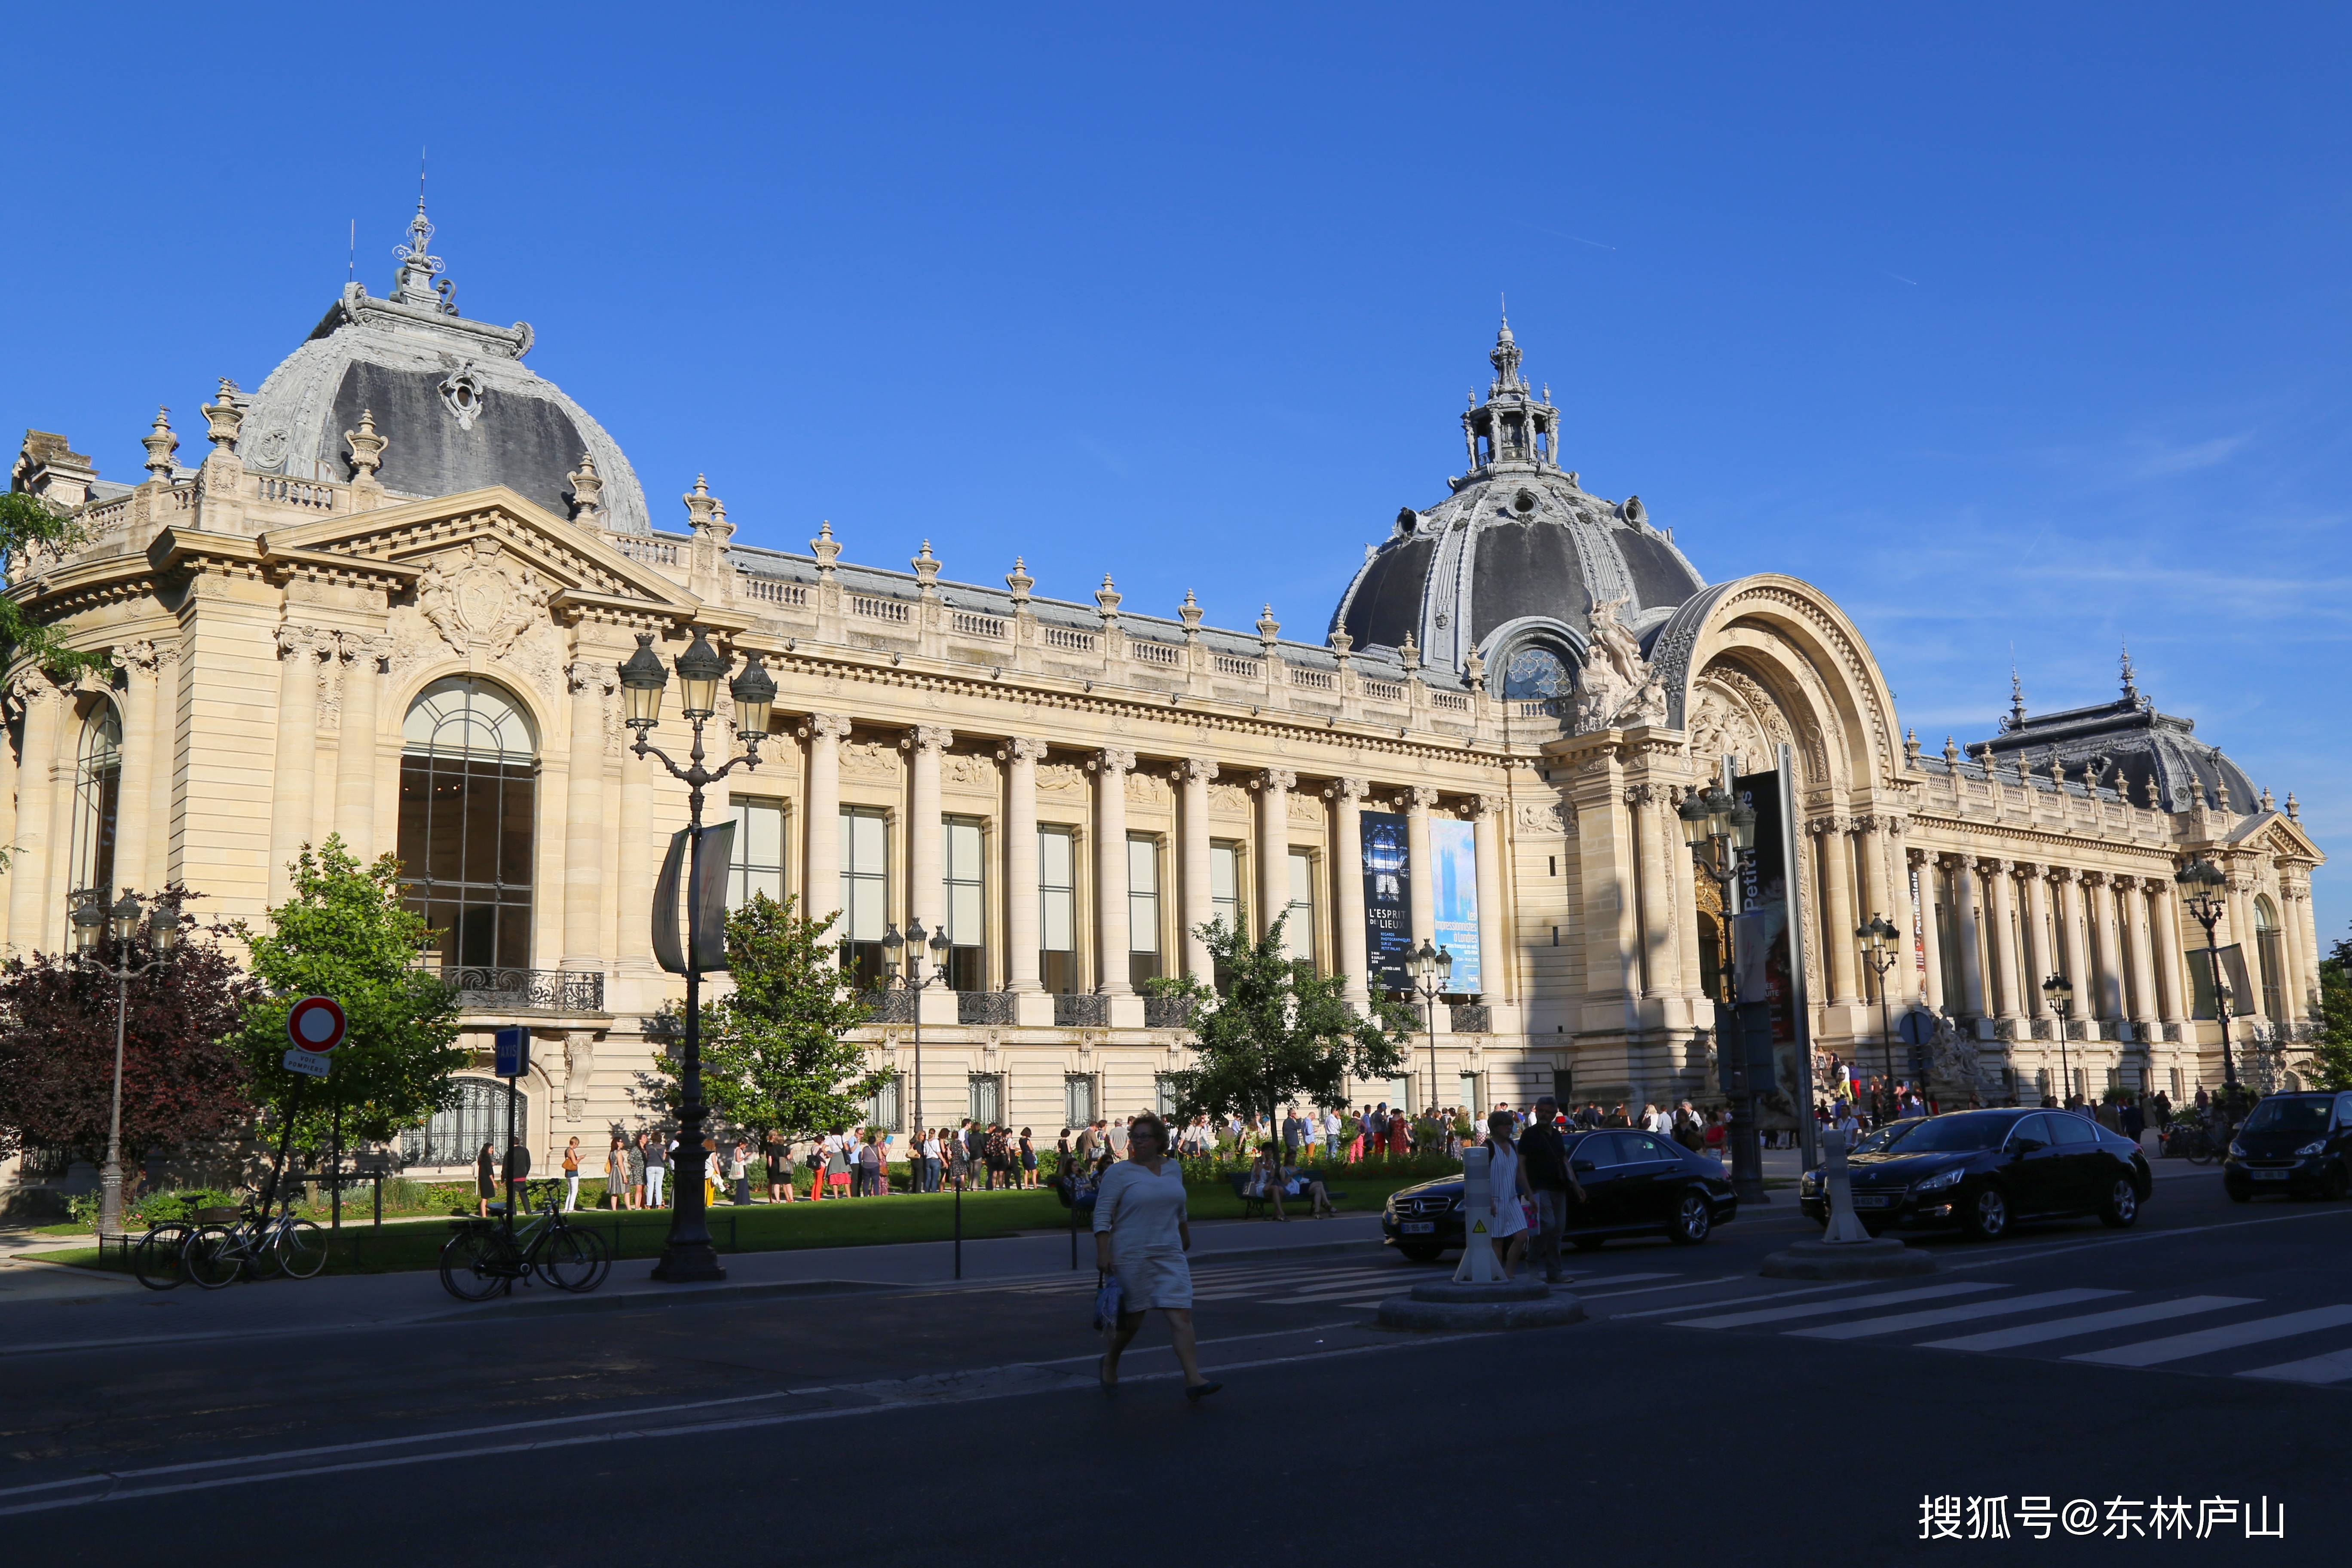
[1376, 1277, 1587, 1331]
[1761, 1237, 1936, 1280]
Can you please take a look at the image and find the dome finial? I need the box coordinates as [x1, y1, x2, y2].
[391, 152, 453, 314]
[2119, 640, 2139, 700]
[2008, 660, 2026, 729]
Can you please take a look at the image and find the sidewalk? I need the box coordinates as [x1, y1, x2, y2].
[0, 1210, 1389, 1355]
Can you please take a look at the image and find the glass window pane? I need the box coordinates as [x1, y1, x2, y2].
[744, 800, 783, 867]
[1210, 844, 1236, 901]
[951, 881, 983, 941]
[1128, 837, 1157, 894]
[1040, 827, 1072, 887]
[1043, 887, 1073, 952]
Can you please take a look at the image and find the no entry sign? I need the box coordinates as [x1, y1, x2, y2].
[283, 995, 346, 1077]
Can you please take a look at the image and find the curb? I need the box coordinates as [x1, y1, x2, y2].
[415, 1276, 899, 1321]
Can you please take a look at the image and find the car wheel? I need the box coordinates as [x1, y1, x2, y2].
[2098, 1176, 2139, 1228]
[1396, 1243, 1445, 1263]
[2324, 1163, 2351, 1202]
[1961, 1185, 2009, 1241]
[1570, 1235, 1606, 1252]
[2227, 1184, 2253, 1204]
[1667, 1189, 1712, 1245]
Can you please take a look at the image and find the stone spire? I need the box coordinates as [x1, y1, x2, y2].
[2007, 665, 2026, 730]
[1460, 313, 1563, 476]
[390, 193, 452, 313]
[1489, 309, 1527, 395]
[2119, 641, 2140, 702]
[141, 407, 178, 482]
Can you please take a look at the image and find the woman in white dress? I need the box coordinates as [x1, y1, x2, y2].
[1092, 1111, 1220, 1400]
[1482, 1109, 1532, 1278]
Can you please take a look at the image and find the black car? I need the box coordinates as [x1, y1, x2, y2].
[1798, 1108, 2151, 1240]
[2223, 1091, 2352, 1201]
[1381, 1129, 1738, 1261]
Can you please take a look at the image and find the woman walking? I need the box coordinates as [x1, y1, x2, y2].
[475, 1142, 498, 1218]
[1093, 1111, 1219, 1400]
[1481, 1109, 1531, 1277]
[560, 1136, 582, 1212]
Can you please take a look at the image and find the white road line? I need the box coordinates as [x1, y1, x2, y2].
[2236, 1346, 2352, 1386]
[1609, 1278, 1894, 1319]
[1918, 1296, 2260, 1352]
[1936, 1202, 2352, 1272]
[1785, 1288, 2122, 1341]
[1672, 1282, 2003, 1329]
[2067, 1305, 2352, 1368]
[1582, 1275, 1746, 1303]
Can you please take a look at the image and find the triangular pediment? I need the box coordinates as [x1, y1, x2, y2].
[2227, 810, 2325, 865]
[255, 485, 701, 612]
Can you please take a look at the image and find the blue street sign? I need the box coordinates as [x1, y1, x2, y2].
[493, 1026, 530, 1078]
[1896, 1009, 1938, 1047]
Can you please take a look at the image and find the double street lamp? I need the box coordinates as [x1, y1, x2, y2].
[1678, 785, 1765, 1205]
[881, 916, 953, 1176]
[68, 887, 181, 1237]
[1856, 913, 1902, 1096]
[2173, 857, 2238, 1097]
[2041, 973, 2075, 1107]
[1406, 939, 1454, 1124]
[617, 628, 776, 1282]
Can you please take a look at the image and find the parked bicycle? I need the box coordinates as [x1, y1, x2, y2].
[2162, 1120, 2224, 1164]
[438, 1192, 612, 1302]
[182, 1197, 329, 1288]
[131, 1220, 197, 1290]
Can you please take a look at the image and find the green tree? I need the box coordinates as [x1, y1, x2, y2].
[2311, 926, 2352, 1093]
[227, 838, 464, 1152]
[648, 894, 882, 1145]
[1150, 913, 1414, 1146]
[0, 491, 102, 679]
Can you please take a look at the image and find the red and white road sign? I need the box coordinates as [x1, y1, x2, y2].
[286, 995, 347, 1053]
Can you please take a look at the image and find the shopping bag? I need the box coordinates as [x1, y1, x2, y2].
[1091, 1271, 1124, 1331]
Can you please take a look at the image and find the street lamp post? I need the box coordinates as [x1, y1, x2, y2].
[1678, 785, 1766, 1205]
[2041, 974, 2074, 1108]
[617, 628, 777, 1282]
[1856, 914, 1902, 1094]
[1406, 940, 1454, 1123]
[2173, 857, 2241, 1133]
[68, 888, 181, 1237]
[881, 917, 952, 1181]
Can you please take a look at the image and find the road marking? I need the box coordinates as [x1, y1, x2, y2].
[1672, 1283, 2003, 1329]
[1785, 1289, 2122, 1341]
[2236, 1346, 2352, 1386]
[1609, 1278, 1897, 1319]
[1581, 1274, 1746, 1302]
[1917, 1295, 2260, 1351]
[2066, 1305, 2352, 1367]
[0, 1327, 1491, 1516]
[1935, 1203, 2352, 1272]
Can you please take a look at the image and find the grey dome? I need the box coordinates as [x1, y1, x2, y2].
[1980, 667, 2260, 812]
[1329, 321, 1703, 676]
[229, 206, 652, 534]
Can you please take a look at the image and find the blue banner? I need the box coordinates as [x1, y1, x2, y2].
[1360, 811, 1412, 992]
[1431, 818, 1481, 995]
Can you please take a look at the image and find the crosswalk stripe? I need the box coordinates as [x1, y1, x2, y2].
[1918, 1296, 2260, 1352]
[2236, 1347, 2352, 1386]
[1785, 1289, 2122, 1341]
[2066, 1305, 2352, 1368]
[1672, 1283, 2002, 1330]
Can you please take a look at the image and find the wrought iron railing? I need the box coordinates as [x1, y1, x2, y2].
[429, 967, 606, 1013]
[959, 990, 1018, 1026]
[1054, 992, 1109, 1028]
[1449, 1003, 1492, 1034]
[866, 988, 917, 1024]
[1143, 996, 1196, 1031]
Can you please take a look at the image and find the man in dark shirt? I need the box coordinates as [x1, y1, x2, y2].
[1518, 1097, 1585, 1284]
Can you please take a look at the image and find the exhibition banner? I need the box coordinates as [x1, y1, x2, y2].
[1431, 818, 1482, 995]
[1360, 810, 1412, 992]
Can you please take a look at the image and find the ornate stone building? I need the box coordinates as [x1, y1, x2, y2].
[2, 209, 2326, 1182]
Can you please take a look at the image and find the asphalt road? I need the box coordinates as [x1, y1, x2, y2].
[5, 1165, 2345, 1562]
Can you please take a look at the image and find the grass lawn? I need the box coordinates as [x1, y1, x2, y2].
[23, 1170, 1435, 1278]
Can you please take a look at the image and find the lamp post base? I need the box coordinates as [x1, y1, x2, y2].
[652, 1243, 727, 1282]
[98, 1160, 124, 1238]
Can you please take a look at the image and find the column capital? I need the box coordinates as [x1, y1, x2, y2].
[110, 640, 160, 676]
[6, 667, 67, 711]
[1805, 814, 1852, 837]
[2078, 868, 2111, 888]
[1176, 756, 1219, 782]
[1000, 735, 1047, 763]
[1258, 767, 1298, 793]
[1623, 782, 1658, 807]
[906, 724, 956, 754]
[276, 622, 332, 659]
[1094, 747, 1138, 775]
[566, 659, 619, 695]
[2049, 864, 2082, 885]
[1905, 845, 1931, 869]
[798, 712, 853, 742]
[1981, 857, 2015, 877]
[1326, 775, 1369, 801]
[1404, 784, 1439, 810]
[1469, 792, 1507, 819]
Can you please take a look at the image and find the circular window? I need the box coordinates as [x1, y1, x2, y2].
[1501, 645, 1571, 700]
[1513, 489, 1538, 515]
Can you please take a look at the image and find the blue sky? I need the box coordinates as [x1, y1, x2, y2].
[8, 5, 2347, 942]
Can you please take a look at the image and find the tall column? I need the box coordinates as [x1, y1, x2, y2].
[1816, 817, 1859, 1004]
[1986, 860, 2023, 1026]
[2151, 879, 2189, 1028]
[562, 662, 612, 970]
[5, 674, 65, 952]
[800, 714, 850, 928]
[2058, 869, 2093, 1035]
[1332, 777, 1369, 1007]
[1908, 847, 1944, 1011]
[1405, 785, 1437, 957]
[147, 643, 179, 890]
[616, 714, 656, 978]
[1004, 737, 1043, 991]
[2022, 869, 2054, 1020]
[1095, 748, 1136, 992]
[1949, 854, 1987, 1018]
[1260, 769, 1298, 943]
[908, 726, 952, 940]
[110, 643, 160, 898]
[1629, 785, 1671, 998]
[1472, 793, 1508, 1004]
[2089, 872, 2126, 1022]
[1857, 817, 1895, 954]
[0, 696, 15, 950]
[2295, 878, 2324, 1013]
[2128, 876, 2162, 1036]
[266, 624, 325, 903]
[334, 635, 387, 860]
[1177, 757, 1216, 980]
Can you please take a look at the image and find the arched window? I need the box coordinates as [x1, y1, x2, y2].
[396, 678, 538, 971]
[69, 700, 122, 901]
[1500, 643, 1573, 701]
[399, 1078, 521, 1168]
[2254, 895, 2284, 1020]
